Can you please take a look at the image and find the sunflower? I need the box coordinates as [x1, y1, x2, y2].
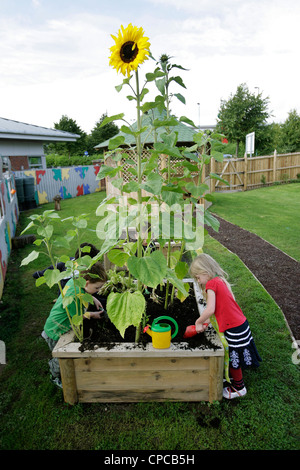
[109, 23, 150, 77]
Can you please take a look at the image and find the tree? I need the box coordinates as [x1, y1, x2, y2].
[48, 115, 87, 157]
[216, 83, 270, 156]
[280, 109, 300, 153]
[86, 114, 119, 155]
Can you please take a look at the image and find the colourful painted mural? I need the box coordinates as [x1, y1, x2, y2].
[14, 164, 104, 206]
[0, 170, 19, 299]
[0, 164, 104, 299]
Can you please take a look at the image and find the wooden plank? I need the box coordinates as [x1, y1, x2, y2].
[229, 160, 244, 186]
[273, 151, 277, 183]
[77, 386, 209, 403]
[215, 160, 229, 187]
[75, 367, 209, 392]
[59, 358, 78, 405]
[209, 356, 223, 402]
[52, 340, 223, 359]
[243, 154, 247, 191]
[73, 356, 210, 372]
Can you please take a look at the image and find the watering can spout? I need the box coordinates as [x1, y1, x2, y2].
[143, 325, 153, 338]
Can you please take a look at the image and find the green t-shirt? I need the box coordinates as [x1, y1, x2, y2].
[44, 278, 84, 341]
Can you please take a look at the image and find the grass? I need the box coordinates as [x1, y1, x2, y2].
[0, 191, 299, 450]
[208, 183, 300, 261]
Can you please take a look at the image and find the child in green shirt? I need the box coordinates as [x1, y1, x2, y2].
[42, 261, 107, 387]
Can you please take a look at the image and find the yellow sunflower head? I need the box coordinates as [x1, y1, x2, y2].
[109, 23, 151, 77]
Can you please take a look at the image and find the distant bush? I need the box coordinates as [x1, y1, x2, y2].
[46, 153, 103, 168]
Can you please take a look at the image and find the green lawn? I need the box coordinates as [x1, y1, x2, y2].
[209, 183, 300, 261]
[0, 191, 299, 450]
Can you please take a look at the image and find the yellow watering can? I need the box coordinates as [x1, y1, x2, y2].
[143, 316, 178, 349]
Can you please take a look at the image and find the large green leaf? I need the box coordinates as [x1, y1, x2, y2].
[165, 267, 189, 296]
[209, 172, 230, 185]
[204, 211, 220, 232]
[96, 165, 120, 180]
[153, 142, 182, 159]
[20, 250, 40, 266]
[161, 184, 184, 205]
[175, 261, 189, 279]
[108, 135, 126, 150]
[43, 268, 68, 288]
[100, 113, 124, 126]
[21, 220, 35, 235]
[52, 236, 70, 250]
[37, 224, 53, 239]
[179, 116, 196, 127]
[107, 291, 146, 338]
[107, 249, 130, 267]
[140, 173, 163, 195]
[122, 181, 140, 193]
[185, 182, 209, 198]
[127, 250, 167, 288]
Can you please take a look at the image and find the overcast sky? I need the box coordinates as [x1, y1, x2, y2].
[0, 0, 299, 134]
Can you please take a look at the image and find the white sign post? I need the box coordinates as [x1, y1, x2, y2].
[246, 132, 255, 157]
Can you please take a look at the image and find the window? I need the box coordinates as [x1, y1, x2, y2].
[29, 156, 43, 169]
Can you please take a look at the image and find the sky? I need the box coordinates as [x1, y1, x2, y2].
[0, 0, 299, 135]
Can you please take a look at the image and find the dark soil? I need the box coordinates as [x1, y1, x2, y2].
[206, 214, 300, 340]
[80, 285, 218, 351]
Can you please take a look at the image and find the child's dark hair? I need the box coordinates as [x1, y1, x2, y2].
[75, 243, 100, 259]
[83, 261, 107, 283]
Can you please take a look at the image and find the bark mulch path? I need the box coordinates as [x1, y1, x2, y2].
[206, 214, 300, 340]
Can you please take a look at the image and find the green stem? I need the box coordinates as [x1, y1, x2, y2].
[135, 69, 143, 343]
[45, 234, 83, 342]
[170, 240, 185, 304]
[164, 67, 172, 309]
[135, 70, 143, 265]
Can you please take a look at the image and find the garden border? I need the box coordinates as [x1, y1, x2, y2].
[206, 214, 300, 342]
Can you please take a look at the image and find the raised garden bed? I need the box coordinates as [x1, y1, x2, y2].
[52, 281, 224, 404]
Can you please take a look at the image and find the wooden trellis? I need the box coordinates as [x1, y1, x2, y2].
[105, 149, 187, 198]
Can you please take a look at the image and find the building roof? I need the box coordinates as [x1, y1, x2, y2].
[0, 117, 80, 142]
[94, 110, 199, 150]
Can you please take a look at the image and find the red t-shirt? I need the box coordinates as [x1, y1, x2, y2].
[205, 277, 246, 332]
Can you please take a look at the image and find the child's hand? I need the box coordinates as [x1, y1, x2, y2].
[89, 311, 102, 319]
[195, 320, 209, 333]
[84, 309, 105, 320]
[92, 296, 103, 311]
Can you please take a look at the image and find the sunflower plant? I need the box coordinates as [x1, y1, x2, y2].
[96, 23, 227, 342]
[20, 210, 100, 343]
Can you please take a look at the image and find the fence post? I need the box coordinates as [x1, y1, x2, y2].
[273, 150, 277, 183]
[243, 153, 248, 191]
[210, 157, 216, 193]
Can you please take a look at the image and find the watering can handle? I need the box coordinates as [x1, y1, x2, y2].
[154, 316, 178, 339]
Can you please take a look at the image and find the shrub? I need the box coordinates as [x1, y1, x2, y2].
[46, 153, 102, 168]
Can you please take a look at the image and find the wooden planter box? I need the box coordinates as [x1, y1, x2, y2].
[52, 283, 224, 404]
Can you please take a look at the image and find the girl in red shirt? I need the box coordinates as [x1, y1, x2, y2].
[190, 253, 262, 399]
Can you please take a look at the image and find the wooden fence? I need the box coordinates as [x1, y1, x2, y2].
[210, 151, 300, 192]
[106, 150, 300, 196]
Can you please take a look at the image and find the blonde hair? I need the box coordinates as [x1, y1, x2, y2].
[190, 253, 234, 298]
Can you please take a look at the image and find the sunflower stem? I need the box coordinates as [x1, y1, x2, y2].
[135, 69, 143, 343]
